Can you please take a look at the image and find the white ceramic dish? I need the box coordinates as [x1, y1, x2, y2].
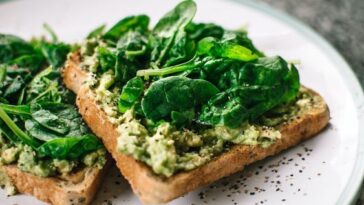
[0, 0, 363, 204]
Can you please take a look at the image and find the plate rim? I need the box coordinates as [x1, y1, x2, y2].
[0, 0, 363, 204]
[228, 0, 364, 204]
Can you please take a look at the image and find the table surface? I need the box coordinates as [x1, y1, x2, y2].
[0, 0, 363, 203]
[259, 0, 364, 203]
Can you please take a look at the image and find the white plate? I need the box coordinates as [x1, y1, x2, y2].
[1, 0, 364, 204]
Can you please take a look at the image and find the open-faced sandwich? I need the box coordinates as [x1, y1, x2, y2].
[63, 1, 330, 203]
[0, 32, 109, 205]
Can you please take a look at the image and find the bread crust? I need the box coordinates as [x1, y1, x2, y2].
[2, 161, 110, 205]
[63, 52, 330, 204]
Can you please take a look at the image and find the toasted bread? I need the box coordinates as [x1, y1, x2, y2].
[63, 52, 330, 204]
[1, 161, 110, 205]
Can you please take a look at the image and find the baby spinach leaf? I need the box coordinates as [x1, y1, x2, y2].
[103, 15, 150, 41]
[0, 106, 40, 148]
[171, 109, 195, 128]
[25, 67, 62, 104]
[30, 103, 89, 138]
[1, 102, 89, 142]
[221, 31, 264, 57]
[25, 119, 63, 141]
[31, 109, 69, 135]
[10, 54, 44, 70]
[40, 41, 70, 68]
[87, 24, 106, 39]
[197, 37, 258, 62]
[0, 105, 101, 159]
[38, 134, 102, 159]
[96, 46, 116, 72]
[141, 76, 218, 125]
[185, 22, 224, 41]
[216, 56, 296, 90]
[116, 30, 148, 56]
[149, 0, 196, 67]
[0, 34, 35, 64]
[0, 65, 32, 104]
[4, 75, 25, 99]
[199, 57, 300, 127]
[163, 31, 195, 67]
[118, 76, 144, 113]
[138, 35, 259, 78]
[198, 92, 248, 127]
[114, 30, 149, 83]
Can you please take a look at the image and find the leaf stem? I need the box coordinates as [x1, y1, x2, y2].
[0, 107, 40, 148]
[137, 56, 199, 77]
[0, 104, 31, 116]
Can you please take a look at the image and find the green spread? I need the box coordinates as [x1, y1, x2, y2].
[0, 134, 106, 179]
[82, 74, 313, 177]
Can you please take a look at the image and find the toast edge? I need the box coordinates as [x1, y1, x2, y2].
[2, 160, 111, 205]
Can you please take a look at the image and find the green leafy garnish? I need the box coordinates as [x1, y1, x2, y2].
[118, 76, 144, 113]
[141, 76, 219, 126]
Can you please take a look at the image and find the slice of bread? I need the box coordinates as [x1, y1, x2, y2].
[1, 160, 110, 205]
[63, 52, 330, 204]
[0, 52, 111, 205]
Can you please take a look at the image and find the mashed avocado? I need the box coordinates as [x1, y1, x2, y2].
[0, 134, 106, 180]
[86, 51, 314, 177]
[116, 110, 281, 177]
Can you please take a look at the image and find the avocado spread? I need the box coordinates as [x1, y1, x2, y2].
[85, 71, 314, 177]
[0, 134, 106, 181]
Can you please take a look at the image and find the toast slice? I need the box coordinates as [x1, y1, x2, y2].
[0, 160, 110, 205]
[63, 52, 330, 204]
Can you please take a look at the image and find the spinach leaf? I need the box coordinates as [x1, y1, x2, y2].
[96, 46, 116, 72]
[216, 56, 298, 90]
[114, 30, 149, 83]
[0, 32, 103, 161]
[0, 105, 102, 159]
[118, 76, 144, 113]
[0, 102, 89, 142]
[29, 103, 89, 139]
[0, 34, 35, 64]
[0, 106, 40, 148]
[25, 119, 63, 141]
[198, 92, 247, 127]
[103, 15, 150, 41]
[25, 67, 62, 104]
[185, 22, 224, 41]
[98, 29, 149, 83]
[0, 65, 32, 104]
[116, 30, 148, 56]
[31, 108, 69, 135]
[199, 57, 300, 127]
[197, 37, 258, 61]
[40, 41, 70, 68]
[141, 76, 218, 126]
[221, 31, 264, 57]
[149, 0, 196, 67]
[87, 24, 106, 39]
[38, 134, 102, 159]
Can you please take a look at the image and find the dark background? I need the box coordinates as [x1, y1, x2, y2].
[257, 0, 364, 87]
